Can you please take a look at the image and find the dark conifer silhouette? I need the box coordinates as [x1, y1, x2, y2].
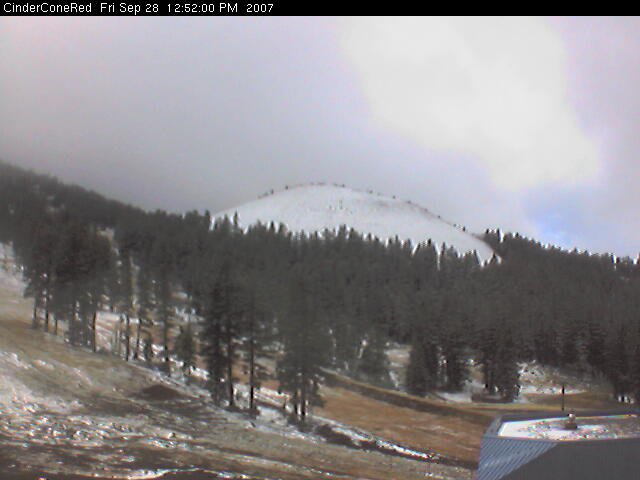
[2, 161, 640, 409]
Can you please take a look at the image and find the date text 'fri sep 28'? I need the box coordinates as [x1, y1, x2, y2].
[99, 2, 274, 14]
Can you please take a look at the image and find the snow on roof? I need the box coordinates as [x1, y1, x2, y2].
[497, 414, 640, 441]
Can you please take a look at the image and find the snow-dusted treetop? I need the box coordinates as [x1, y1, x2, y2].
[214, 184, 495, 262]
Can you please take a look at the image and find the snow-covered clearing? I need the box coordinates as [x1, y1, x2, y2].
[519, 362, 588, 395]
[427, 361, 594, 404]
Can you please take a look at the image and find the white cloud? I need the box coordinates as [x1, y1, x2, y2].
[339, 17, 600, 191]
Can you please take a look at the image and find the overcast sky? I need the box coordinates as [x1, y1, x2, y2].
[1, 17, 639, 257]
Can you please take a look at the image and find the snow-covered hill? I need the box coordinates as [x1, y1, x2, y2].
[215, 184, 495, 261]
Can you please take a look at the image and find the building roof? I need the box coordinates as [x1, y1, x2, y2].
[477, 409, 640, 480]
[497, 412, 640, 441]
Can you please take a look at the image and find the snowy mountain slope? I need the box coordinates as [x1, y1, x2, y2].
[215, 184, 495, 261]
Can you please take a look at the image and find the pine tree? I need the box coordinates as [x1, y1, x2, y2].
[174, 322, 197, 378]
[277, 269, 331, 422]
[155, 272, 173, 374]
[476, 322, 498, 394]
[356, 329, 391, 387]
[240, 288, 272, 413]
[114, 248, 134, 360]
[133, 261, 154, 359]
[406, 330, 439, 395]
[494, 327, 520, 401]
[89, 235, 111, 351]
[631, 329, 640, 403]
[143, 331, 154, 365]
[200, 272, 231, 406]
[224, 285, 241, 409]
[605, 326, 630, 402]
[586, 320, 606, 376]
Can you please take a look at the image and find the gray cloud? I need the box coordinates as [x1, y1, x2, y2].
[544, 17, 640, 256]
[0, 17, 638, 256]
[340, 17, 599, 191]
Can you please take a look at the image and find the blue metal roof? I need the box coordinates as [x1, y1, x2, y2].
[477, 437, 556, 480]
[477, 409, 640, 480]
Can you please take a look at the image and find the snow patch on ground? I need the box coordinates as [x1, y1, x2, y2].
[431, 360, 593, 403]
[386, 344, 409, 389]
[0, 351, 32, 370]
[436, 378, 485, 404]
[0, 243, 25, 295]
[519, 362, 585, 395]
[0, 372, 82, 416]
[438, 391, 473, 403]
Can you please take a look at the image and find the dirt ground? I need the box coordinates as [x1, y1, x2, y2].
[0, 286, 472, 480]
[317, 386, 485, 466]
